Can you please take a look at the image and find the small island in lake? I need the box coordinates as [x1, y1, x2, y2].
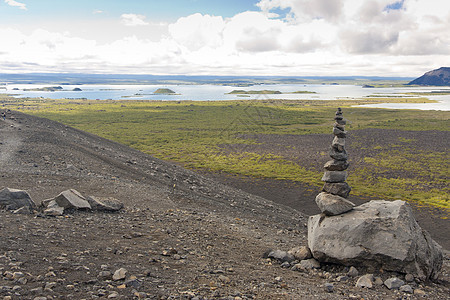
[227, 90, 282, 94]
[227, 90, 316, 95]
[72, 88, 82, 91]
[23, 86, 64, 92]
[153, 88, 177, 95]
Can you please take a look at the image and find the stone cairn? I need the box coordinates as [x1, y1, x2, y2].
[315, 108, 355, 216]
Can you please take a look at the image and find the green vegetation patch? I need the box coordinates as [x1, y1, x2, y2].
[4, 95, 449, 211]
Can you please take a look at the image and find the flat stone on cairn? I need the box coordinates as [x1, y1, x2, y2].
[315, 108, 354, 216]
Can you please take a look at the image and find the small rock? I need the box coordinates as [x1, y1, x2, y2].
[324, 283, 334, 293]
[321, 171, 348, 183]
[12, 272, 24, 280]
[374, 277, 384, 285]
[12, 206, 33, 214]
[384, 277, 405, 290]
[405, 273, 414, 282]
[400, 284, 413, 294]
[267, 250, 295, 263]
[355, 274, 374, 288]
[414, 289, 426, 296]
[45, 282, 57, 290]
[30, 287, 43, 294]
[43, 200, 64, 216]
[98, 271, 112, 280]
[288, 246, 312, 261]
[336, 275, 349, 282]
[322, 182, 351, 198]
[112, 268, 127, 281]
[17, 277, 27, 285]
[108, 291, 119, 298]
[3, 271, 14, 280]
[323, 160, 349, 171]
[218, 275, 231, 284]
[300, 258, 320, 269]
[347, 266, 359, 277]
[315, 192, 355, 216]
[280, 261, 291, 268]
[125, 278, 141, 288]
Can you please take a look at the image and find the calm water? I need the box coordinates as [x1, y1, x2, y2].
[2, 83, 449, 111]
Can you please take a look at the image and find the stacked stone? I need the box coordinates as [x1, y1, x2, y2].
[315, 108, 355, 216]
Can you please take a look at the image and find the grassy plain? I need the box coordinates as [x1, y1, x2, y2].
[1, 94, 449, 211]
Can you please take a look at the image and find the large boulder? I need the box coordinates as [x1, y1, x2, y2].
[0, 188, 36, 211]
[53, 189, 91, 210]
[308, 200, 443, 280]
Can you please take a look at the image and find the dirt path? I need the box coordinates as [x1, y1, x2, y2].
[0, 118, 22, 166]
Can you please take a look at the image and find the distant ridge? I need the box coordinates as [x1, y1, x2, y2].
[408, 67, 450, 86]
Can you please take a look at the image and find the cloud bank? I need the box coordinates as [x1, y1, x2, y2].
[0, 0, 449, 76]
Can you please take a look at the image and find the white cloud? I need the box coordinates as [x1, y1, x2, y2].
[120, 14, 149, 26]
[93, 10, 104, 15]
[169, 13, 224, 51]
[4, 0, 27, 10]
[0, 0, 449, 76]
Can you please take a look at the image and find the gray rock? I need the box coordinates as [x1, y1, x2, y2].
[333, 127, 347, 138]
[347, 266, 359, 277]
[0, 188, 36, 211]
[12, 206, 33, 215]
[315, 192, 355, 216]
[405, 273, 414, 282]
[54, 189, 91, 209]
[384, 277, 405, 290]
[288, 246, 312, 261]
[335, 118, 347, 125]
[374, 277, 384, 285]
[43, 200, 64, 216]
[267, 250, 295, 263]
[308, 200, 443, 280]
[329, 148, 348, 161]
[321, 171, 348, 183]
[332, 137, 346, 152]
[324, 160, 349, 171]
[300, 258, 320, 269]
[336, 275, 349, 282]
[322, 182, 351, 198]
[324, 283, 334, 293]
[98, 271, 112, 280]
[355, 274, 374, 288]
[87, 196, 123, 211]
[399, 284, 413, 294]
[112, 268, 127, 281]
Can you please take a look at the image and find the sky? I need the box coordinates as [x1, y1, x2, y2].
[0, 0, 449, 77]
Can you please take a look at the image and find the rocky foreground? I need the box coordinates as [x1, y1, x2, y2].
[0, 110, 449, 299]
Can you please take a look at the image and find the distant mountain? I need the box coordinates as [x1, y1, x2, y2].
[408, 67, 450, 86]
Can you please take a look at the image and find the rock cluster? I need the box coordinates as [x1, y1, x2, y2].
[307, 108, 443, 280]
[316, 108, 355, 216]
[0, 187, 123, 216]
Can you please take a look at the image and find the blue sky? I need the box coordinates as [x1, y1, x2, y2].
[1, 0, 259, 21]
[0, 0, 449, 76]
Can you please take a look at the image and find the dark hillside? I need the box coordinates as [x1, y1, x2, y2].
[408, 67, 450, 86]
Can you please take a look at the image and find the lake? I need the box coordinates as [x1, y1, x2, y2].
[2, 83, 450, 111]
